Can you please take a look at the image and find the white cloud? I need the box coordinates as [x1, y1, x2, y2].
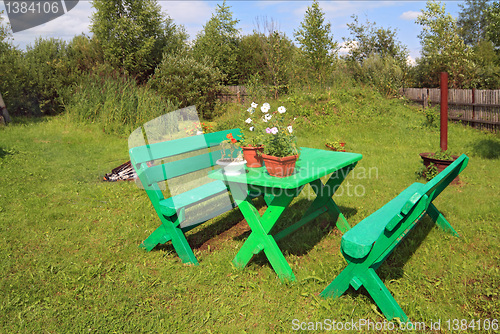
[400, 11, 420, 21]
[338, 40, 358, 55]
[407, 55, 416, 66]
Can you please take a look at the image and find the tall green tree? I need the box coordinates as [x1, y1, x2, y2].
[344, 15, 408, 66]
[457, 0, 492, 46]
[294, 0, 337, 81]
[415, 1, 476, 88]
[192, 1, 240, 85]
[485, 1, 500, 51]
[90, 0, 186, 80]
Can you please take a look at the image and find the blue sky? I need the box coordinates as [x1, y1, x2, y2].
[0, 1, 462, 62]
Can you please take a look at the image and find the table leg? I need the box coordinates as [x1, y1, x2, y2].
[309, 164, 357, 233]
[230, 183, 299, 281]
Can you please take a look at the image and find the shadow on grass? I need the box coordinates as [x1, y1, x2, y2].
[0, 147, 14, 159]
[341, 215, 438, 301]
[232, 197, 358, 268]
[154, 196, 267, 253]
[7, 115, 50, 127]
[153, 195, 358, 271]
[471, 139, 500, 159]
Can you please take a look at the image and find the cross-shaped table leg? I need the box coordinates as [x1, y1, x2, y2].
[308, 163, 357, 233]
[230, 183, 301, 281]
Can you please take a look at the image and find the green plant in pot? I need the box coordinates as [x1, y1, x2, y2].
[419, 149, 460, 183]
[216, 133, 246, 175]
[260, 103, 300, 177]
[325, 139, 346, 152]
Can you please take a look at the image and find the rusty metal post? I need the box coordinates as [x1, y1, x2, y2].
[440, 72, 448, 151]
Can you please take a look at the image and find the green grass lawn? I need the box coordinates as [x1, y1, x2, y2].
[0, 96, 499, 333]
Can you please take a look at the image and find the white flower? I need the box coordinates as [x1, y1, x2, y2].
[251, 102, 258, 108]
[287, 126, 293, 133]
[263, 102, 270, 109]
[261, 105, 270, 113]
[249, 126, 255, 131]
[247, 107, 254, 114]
[270, 127, 278, 135]
[264, 114, 272, 121]
[262, 117, 268, 122]
[245, 118, 252, 124]
[278, 106, 286, 114]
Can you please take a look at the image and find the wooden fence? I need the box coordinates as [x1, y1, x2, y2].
[218, 86, 249, 104]
[401, 88, 500, 132]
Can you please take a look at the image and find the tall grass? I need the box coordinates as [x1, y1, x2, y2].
[62, 73, 178, 136]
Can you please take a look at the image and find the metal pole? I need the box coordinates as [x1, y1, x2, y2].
[440, 72, 448, 151]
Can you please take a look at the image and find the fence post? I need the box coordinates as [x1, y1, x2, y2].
[440, 72, 448, 151]
[472, 88, 476, 127]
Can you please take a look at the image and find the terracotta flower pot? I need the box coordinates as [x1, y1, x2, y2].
[262, 154, 299, 178]
[241, 146, 264, 168]
[420, 152, 460, 184]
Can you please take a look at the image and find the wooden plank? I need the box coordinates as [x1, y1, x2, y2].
[130, 128, 241, 164]
[449, 116, 500, 126]
[143, 150, 225, 185]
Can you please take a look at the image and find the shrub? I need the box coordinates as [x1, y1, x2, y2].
[23, 38, 72, 114]
[148, 53, 224, 119]
[348, 54, 407, 97]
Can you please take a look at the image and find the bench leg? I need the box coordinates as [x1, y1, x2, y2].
[140, 215, 199, 265]
[139, 224, 172, 251]
[320, 264, 356, 299]
[167, 224, 199, 265]
[321, 264, 408, 322]
[360, 268, 408, 322]
[427, 203, 460, 237]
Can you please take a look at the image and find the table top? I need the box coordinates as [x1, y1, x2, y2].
[209, 147, 362, 189]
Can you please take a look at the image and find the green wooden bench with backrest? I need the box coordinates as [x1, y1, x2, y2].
[320, 154, 469, 322]
[129, 128, 243, 265]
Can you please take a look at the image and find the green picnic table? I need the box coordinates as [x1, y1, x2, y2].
[209, 147, 362, 281]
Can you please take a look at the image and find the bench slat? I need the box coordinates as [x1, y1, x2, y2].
[141, 150, 225, 186]
[159, 180, 229, 217]
[402, 154, 468, 215]
[130, 128, 242, 164]
[341, 182, 424, 259]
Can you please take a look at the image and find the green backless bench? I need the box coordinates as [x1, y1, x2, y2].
[321, 154, 469, 322]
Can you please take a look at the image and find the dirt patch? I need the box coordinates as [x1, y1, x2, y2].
[197, 218, 251, 252]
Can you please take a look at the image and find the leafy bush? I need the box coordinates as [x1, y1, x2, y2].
[62, 72, 177, 135]
[349, 54, 406, 97]
[0, 46, 39, 116]
[23, 38, 72, 114]
[148, 53, 224, 119]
